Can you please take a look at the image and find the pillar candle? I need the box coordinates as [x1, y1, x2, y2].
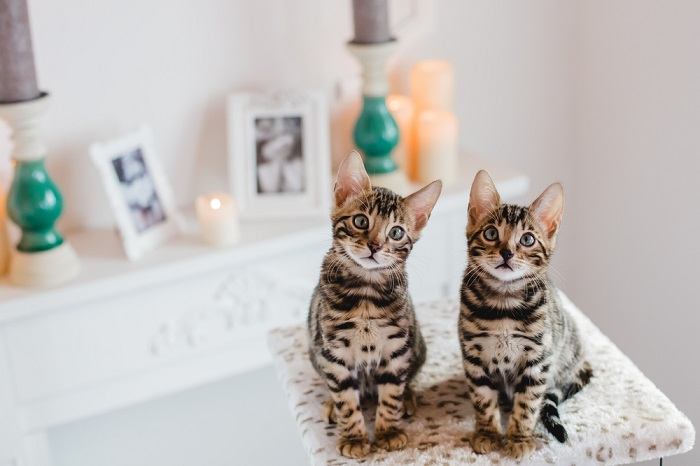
[416, 110, 458, 186]
[0, 0, 40, 103]
[386, 94, 415, 178]
[410, 60, 454, 112]
[196, 193, 240, 248]
[351, 0, 392, 44]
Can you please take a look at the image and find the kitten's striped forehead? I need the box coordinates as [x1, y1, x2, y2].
[495, 204, 530, 226]
[363, 187, 406, 220]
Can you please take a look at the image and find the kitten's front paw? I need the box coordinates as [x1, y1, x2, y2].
[503, 436, 537, 460]
[375, 427, 408, 451]
[337, 436, 371, 459]
[470, 430, 501, 454]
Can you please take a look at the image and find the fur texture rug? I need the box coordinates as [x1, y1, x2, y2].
[268, 292, 695, 465]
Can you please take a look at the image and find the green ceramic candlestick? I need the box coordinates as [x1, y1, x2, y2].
[347, 40, 408, 193]
[8, 158, 64, 252]
[353, 95, 399, 175]
[0, 93, 79, 286]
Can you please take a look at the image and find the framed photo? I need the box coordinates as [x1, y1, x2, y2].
[90, 126, 180, 260]
[227, 90, 331, 219]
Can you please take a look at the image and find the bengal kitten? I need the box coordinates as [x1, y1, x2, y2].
[308, 153, 442, 459]
[459, 170, 592, 460]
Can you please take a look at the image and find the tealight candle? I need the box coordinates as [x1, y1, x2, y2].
[386, 94, 415, 179]
[410, 60, 454, 113]
[195, 193, 240, 247]
[416, 110, 458, 186]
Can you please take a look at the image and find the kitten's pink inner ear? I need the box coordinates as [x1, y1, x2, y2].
[334, 152, 371, 207]
[468, 170, 501, 225]
[530, 183, 564, 238]
[405, 180, 442, 231]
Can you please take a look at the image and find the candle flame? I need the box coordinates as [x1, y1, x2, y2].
[210, 198, 222, 210]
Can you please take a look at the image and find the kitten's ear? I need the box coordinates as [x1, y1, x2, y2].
[334, 151, 371, 207]
[468, 170, 500, 225]
[529, 183, 564, 238]
[405, 180, 442, 231]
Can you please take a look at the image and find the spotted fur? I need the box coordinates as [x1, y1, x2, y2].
[459, 170, 592, 460]
[307, 153, 441, 458]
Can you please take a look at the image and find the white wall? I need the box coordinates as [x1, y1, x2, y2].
[20, 0, 356, 230]
[568, 1, 700, 464]
[4, 0, 697, 465]
[2, 0, 576, 234]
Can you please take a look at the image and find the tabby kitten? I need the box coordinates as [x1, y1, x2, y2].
[308, 152, 442, 459]
[459, 170, 592, 460]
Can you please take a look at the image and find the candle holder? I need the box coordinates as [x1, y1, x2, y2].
[347, 40, 409, 194]
[0, 92, 79, 286]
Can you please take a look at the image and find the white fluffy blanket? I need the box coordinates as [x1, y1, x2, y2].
[268, 292, 695, 465]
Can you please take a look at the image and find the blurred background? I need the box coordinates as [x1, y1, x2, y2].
[0, 0, 698, 465]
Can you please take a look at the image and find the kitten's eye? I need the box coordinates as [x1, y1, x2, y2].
[389, 226, 405, 240]
[520, 232, 536, 247]
[483, 226, 498, 241]
[352, 214, 369, 229]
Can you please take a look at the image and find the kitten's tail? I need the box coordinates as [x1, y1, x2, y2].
[542, 362, 594, 443]
[540, 391, 567, 443]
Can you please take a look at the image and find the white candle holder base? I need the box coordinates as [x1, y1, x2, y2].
[9, 242, 79, 287]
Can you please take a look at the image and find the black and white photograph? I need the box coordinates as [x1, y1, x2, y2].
[254, 116, 305, 194]
[228, 91, 331, 219]
[91, 126, 180, 261]
[111, 147, 167, 233]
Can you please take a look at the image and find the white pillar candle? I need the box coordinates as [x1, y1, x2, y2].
[195, 193, 240, 247]
[416, 110, 458, 187]
[386, 94, 415, 179]
[410, 60, 454, 113]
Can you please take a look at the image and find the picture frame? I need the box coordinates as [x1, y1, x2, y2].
[90, 126, 181, 261]
[226, 90, 331, 219]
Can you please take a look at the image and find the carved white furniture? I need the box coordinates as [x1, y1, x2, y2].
[0, 158, 528, 466]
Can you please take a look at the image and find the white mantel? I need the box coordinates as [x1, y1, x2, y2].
[0, 157, 528, 466]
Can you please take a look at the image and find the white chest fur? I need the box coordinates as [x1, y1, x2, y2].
[479, 321, 528, 369]
[348, 319, 384, 371]
[331, 301, 401, 373]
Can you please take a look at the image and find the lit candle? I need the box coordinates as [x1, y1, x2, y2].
[195, 193, 240, 248]
[386, 94, 415, 179]
[0, 0, 40, 102]
[351, 0, 392, 44]
[410, 60, 454, 113]
[416, 110, 458, 186]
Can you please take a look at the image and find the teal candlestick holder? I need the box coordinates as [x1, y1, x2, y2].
[347, 40, 409, 194]
[0, 92, 79, 286]
[8, 158, 64, 252]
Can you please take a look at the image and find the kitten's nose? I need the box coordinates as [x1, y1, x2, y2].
[368, 242, 381, 254]
[500, 248, 514, 262]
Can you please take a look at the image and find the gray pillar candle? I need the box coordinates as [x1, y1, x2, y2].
[0, 0, 40, 103]
[351, 0, 392, 44]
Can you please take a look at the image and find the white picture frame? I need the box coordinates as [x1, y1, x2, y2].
[227, 90, 331, 219]
[90, 126, 180, 261]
